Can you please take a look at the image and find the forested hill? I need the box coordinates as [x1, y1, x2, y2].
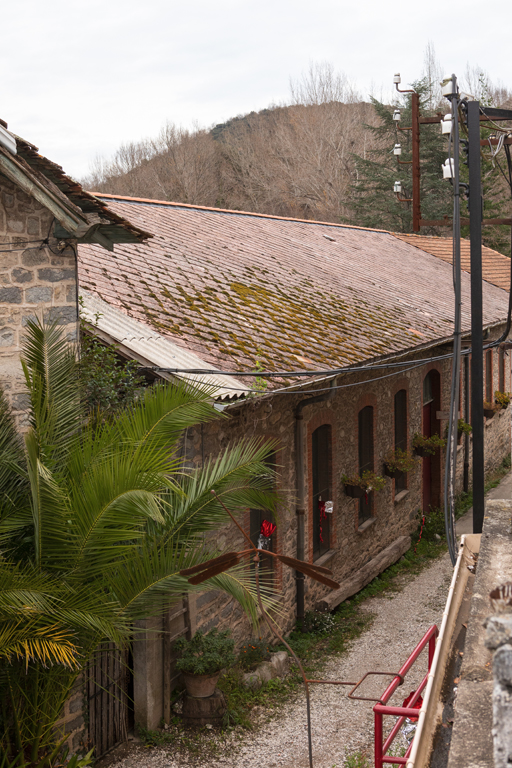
[82, 100, 380, 226]
[82, 75, 512, 251]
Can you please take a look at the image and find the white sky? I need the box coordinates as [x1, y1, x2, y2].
[2, 0, 512, 181]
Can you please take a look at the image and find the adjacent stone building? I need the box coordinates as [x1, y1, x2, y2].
[0, 120, 148, 750]
[0, 120, 148, 426]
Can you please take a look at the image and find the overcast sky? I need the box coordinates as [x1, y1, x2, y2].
[2, 0, 511, 181]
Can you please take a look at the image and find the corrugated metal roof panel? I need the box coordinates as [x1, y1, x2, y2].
[80, 289, 250, 399]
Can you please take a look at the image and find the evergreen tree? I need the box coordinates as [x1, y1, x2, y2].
[349, 75, 511, 253]
[349, 79, 451, 234]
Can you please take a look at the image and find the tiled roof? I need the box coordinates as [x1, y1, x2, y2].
[392, 232, 511, 293]
[77, 196, 510, 388]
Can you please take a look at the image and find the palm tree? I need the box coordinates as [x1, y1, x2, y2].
[0, 320, 278, 767]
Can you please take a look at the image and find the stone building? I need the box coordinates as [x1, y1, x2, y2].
[0, 119, 148, 426]
[77, 194, 512, 736]
[0, 120, 148, 750]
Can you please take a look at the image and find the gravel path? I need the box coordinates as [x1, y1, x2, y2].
[107, 548, 455, 768]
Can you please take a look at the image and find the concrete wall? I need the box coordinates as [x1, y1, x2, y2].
[0, 174, 78, 427]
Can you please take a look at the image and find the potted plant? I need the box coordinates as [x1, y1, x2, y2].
[495, 391, 511, 410]
[444, 419, 472, 440]
[383, 448, 420, 478]
[483, 401, 501, 419]
[174, 628, 236, 698]
[412, 433, 446, 457]
[342, 470, 386, 498]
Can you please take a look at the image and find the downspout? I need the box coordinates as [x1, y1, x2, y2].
[295, 379, 336, 631]
[463, 353, 470, 493]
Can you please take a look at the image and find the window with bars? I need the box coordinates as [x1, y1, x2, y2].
[312, 424, 331, 560]
[358, 406, 374, 524]
[394, 389, 407, 493]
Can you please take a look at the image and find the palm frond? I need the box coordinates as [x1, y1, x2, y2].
[21, 318, 82, 457]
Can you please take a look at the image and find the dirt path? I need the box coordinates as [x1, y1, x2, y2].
[107, 548, 456, 768]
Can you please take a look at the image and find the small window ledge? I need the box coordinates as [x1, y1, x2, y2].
[314, 549, 336, 567]
[357, 517, 376, 534]
[394, 489, 409, 504]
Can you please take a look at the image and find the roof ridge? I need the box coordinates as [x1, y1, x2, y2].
[90, 192, 390, 233]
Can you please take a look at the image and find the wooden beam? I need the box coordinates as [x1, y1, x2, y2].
[0, 150, 88, 234]
[315, 536, 411, 612]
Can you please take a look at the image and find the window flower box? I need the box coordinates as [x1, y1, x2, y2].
[383, 448, 419, 477]
[341, 470, 386, 498]
[412, 433, 446, 457]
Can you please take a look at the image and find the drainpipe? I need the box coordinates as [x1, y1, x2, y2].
[295, 380, 335, 631]
[464, 354, 470, 493]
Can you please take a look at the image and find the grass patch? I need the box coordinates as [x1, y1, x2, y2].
[217, 532, 447, 730]
[455, 453, 510, 520]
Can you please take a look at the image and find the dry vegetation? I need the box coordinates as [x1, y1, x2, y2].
[82, 59, 512, 237]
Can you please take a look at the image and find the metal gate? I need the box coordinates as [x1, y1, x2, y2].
[86, 642, 130, 757]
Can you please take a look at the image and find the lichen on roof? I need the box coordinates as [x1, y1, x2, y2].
[77, 197, 511, 387]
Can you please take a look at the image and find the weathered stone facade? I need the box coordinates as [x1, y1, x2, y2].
[184, 330, 511, 644]
[0, 174, 78, 427]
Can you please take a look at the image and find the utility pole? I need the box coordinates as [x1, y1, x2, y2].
[411, 92, 421, 232]
[466, 100, 485, 533]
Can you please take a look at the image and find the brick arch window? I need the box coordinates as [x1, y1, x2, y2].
[312, 424, 332, 560]
[394, 389, 408, 493]
[358, 405, 374, 524]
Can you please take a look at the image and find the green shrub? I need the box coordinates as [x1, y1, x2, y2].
[175, 629, 236, 675]
[238, 639, 272, 670]
[303, 610, 336, 634]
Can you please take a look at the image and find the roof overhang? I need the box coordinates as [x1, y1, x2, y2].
[0, 145, 121, 249]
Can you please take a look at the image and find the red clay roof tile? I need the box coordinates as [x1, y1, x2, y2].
[78, 196, 510, 386]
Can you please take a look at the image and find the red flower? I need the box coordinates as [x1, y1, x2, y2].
[260, 520, 276, 538]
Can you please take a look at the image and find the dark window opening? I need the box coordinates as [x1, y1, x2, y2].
[486, 350, 493, 403]
[394, 389, 407, 493]
[312, 425, 331, 560]
[499, 348, 505, 394]
[358, 406, 374, 524]
[250, 452, 276, 585]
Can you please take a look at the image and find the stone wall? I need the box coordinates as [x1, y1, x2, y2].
[188, 332, 511, 643]
[0, 174, 78, 427]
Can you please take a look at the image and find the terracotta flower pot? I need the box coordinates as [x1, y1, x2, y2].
[182, 670, 221, 698]
[344, 484, 365, 499]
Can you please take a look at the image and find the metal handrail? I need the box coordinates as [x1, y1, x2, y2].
[373, 624, 438, 768]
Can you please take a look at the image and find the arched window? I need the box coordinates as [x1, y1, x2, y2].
[358, 406, 374, 524]
[394, 389, 407, 493]
[312, 425, 331, 559]
[250, 451, 276, 584]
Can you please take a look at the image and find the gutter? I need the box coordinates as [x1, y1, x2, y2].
[294, 380, 335, 631]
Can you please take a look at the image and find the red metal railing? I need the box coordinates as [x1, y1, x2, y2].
[372, 624, 438, 767]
